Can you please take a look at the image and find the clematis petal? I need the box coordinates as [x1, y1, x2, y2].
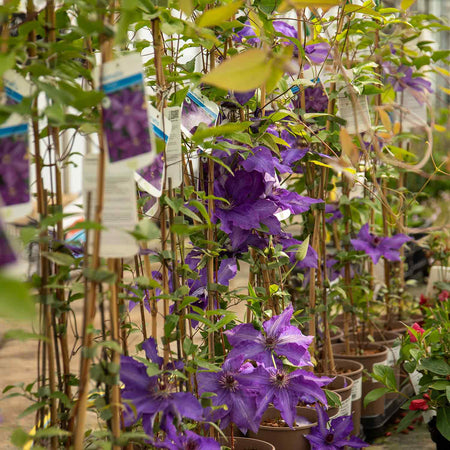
[272, 387, 297, 428]
[142, 338, 164, 367]
[263, 304, 294, 336]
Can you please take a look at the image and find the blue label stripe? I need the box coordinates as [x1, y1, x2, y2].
[291, 78, 321, 95]
[5, 87, 23, 103]
[152, 123, 169, 142]
[102, 73, 144, 94]
[0, 122, 28, 138]
[187, 91, 218, 120]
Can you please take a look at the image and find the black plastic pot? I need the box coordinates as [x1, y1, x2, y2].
[428, 416, 450, 450]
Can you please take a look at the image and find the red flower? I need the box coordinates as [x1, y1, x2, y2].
[409, 399, 429, 411]
[419, 294, 428, 306]
[438, 290, 449, 302]
[408, 323, 425, 343]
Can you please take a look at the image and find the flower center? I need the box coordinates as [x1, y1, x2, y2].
[270, 370, 289, 389]
[372, 236, 381, 246]
[124, 105, 132, 115]
[2, 155, 11, 164]
[219, 373, 239, 392]
[184, 440, 197, 450]
[325, 433, 334, 443]
[265, 336, 278, 350]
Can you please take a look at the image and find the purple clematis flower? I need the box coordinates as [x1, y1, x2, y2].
[268, 188, 323, 216]
[234, 21, 260, 45]
[0, 133, 30, 206]
[303, 85, 329, 113]
[304, 42, 330, 65]
[251, 366, 333, 428]
[213, 170, 278, 234]
[151, 430, 220, 450]
[138, 152, 164, 194]
[102, 84, 152, 163]
[197, 355, 260, 434]
[120, 338, 202, 435]
[324, 203, 343, 223]
[383, 63, 433, 96]
[241, 146, 277, 177]
[225, 305, 313, 367]
[274, 233, 318, 270]
[306, 406, 369, 449]
[233, 90, 255, 106]
[350, 224, 412, 265]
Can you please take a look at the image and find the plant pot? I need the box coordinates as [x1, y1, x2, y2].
[427, 416, 450, 450]
[332, 343, 389, 417]
[323, 375, 353, 418]
[355, 330, 401, 401]
[330, 326, 344, 344]
[333, 359, 363, 435]
[248, 406, 317, 450]
[219, 436, 276, 450]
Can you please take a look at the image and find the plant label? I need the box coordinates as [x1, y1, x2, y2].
[83, 154, 139, 258]
[99, 54, 156, 170]
[0, 114, 31, 220]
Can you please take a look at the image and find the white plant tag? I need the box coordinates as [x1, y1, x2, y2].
[99, 53, 155, 170]
[351, 376, 362, 401]
[83, 154, 139, 258]
[181, 90, 219, 137]
[0, 114, 32, 221]
[3, 70, 34, 103]
[337, 93, 371, 134]
[336, 394, 352, 418]
[165, 106, 183, 188]
[135, 105, 172, 198]
[396, 88, 427, 130]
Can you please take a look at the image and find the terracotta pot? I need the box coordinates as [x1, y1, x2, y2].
[332, 343, 389, 417]
[248, 406, 317, 450]
[219, 436, 276, 450]
[333, 359, 364, 435]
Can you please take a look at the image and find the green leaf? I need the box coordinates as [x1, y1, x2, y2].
[372, 364, 397, 390]
[401, 0, 416, 10]
[364, 387, 389, 408]
[42, 251, 76, 267]
[437, 406, 450, 441]
[0, 275, 34, 321]
[202, 49, 272, 92]
[83, 268, 116, 284]
[192, 121, 252, 142]
[18, 401, 46, 419]
[397, 410, 420, 432]
[164, 314, 179, 338]
[0, 53, 16, 78]
[3, 329, 46, 342]
[129, 219, 160, 241]
[420, 358, 450, 376]
[446, 386, 450, 403]
[280, 0, 343, 10]
[197, 1, 243, 28]
[344, 4, 384, 20]
[189, 200, 211, 226]
[179, 0, 194, 16]
[10, 428, 30, 448]
[324, 390, 341, 408]
[34, 427, 71, 438]
[295, 235, 310, 261]
[182, 337, 197, 356]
